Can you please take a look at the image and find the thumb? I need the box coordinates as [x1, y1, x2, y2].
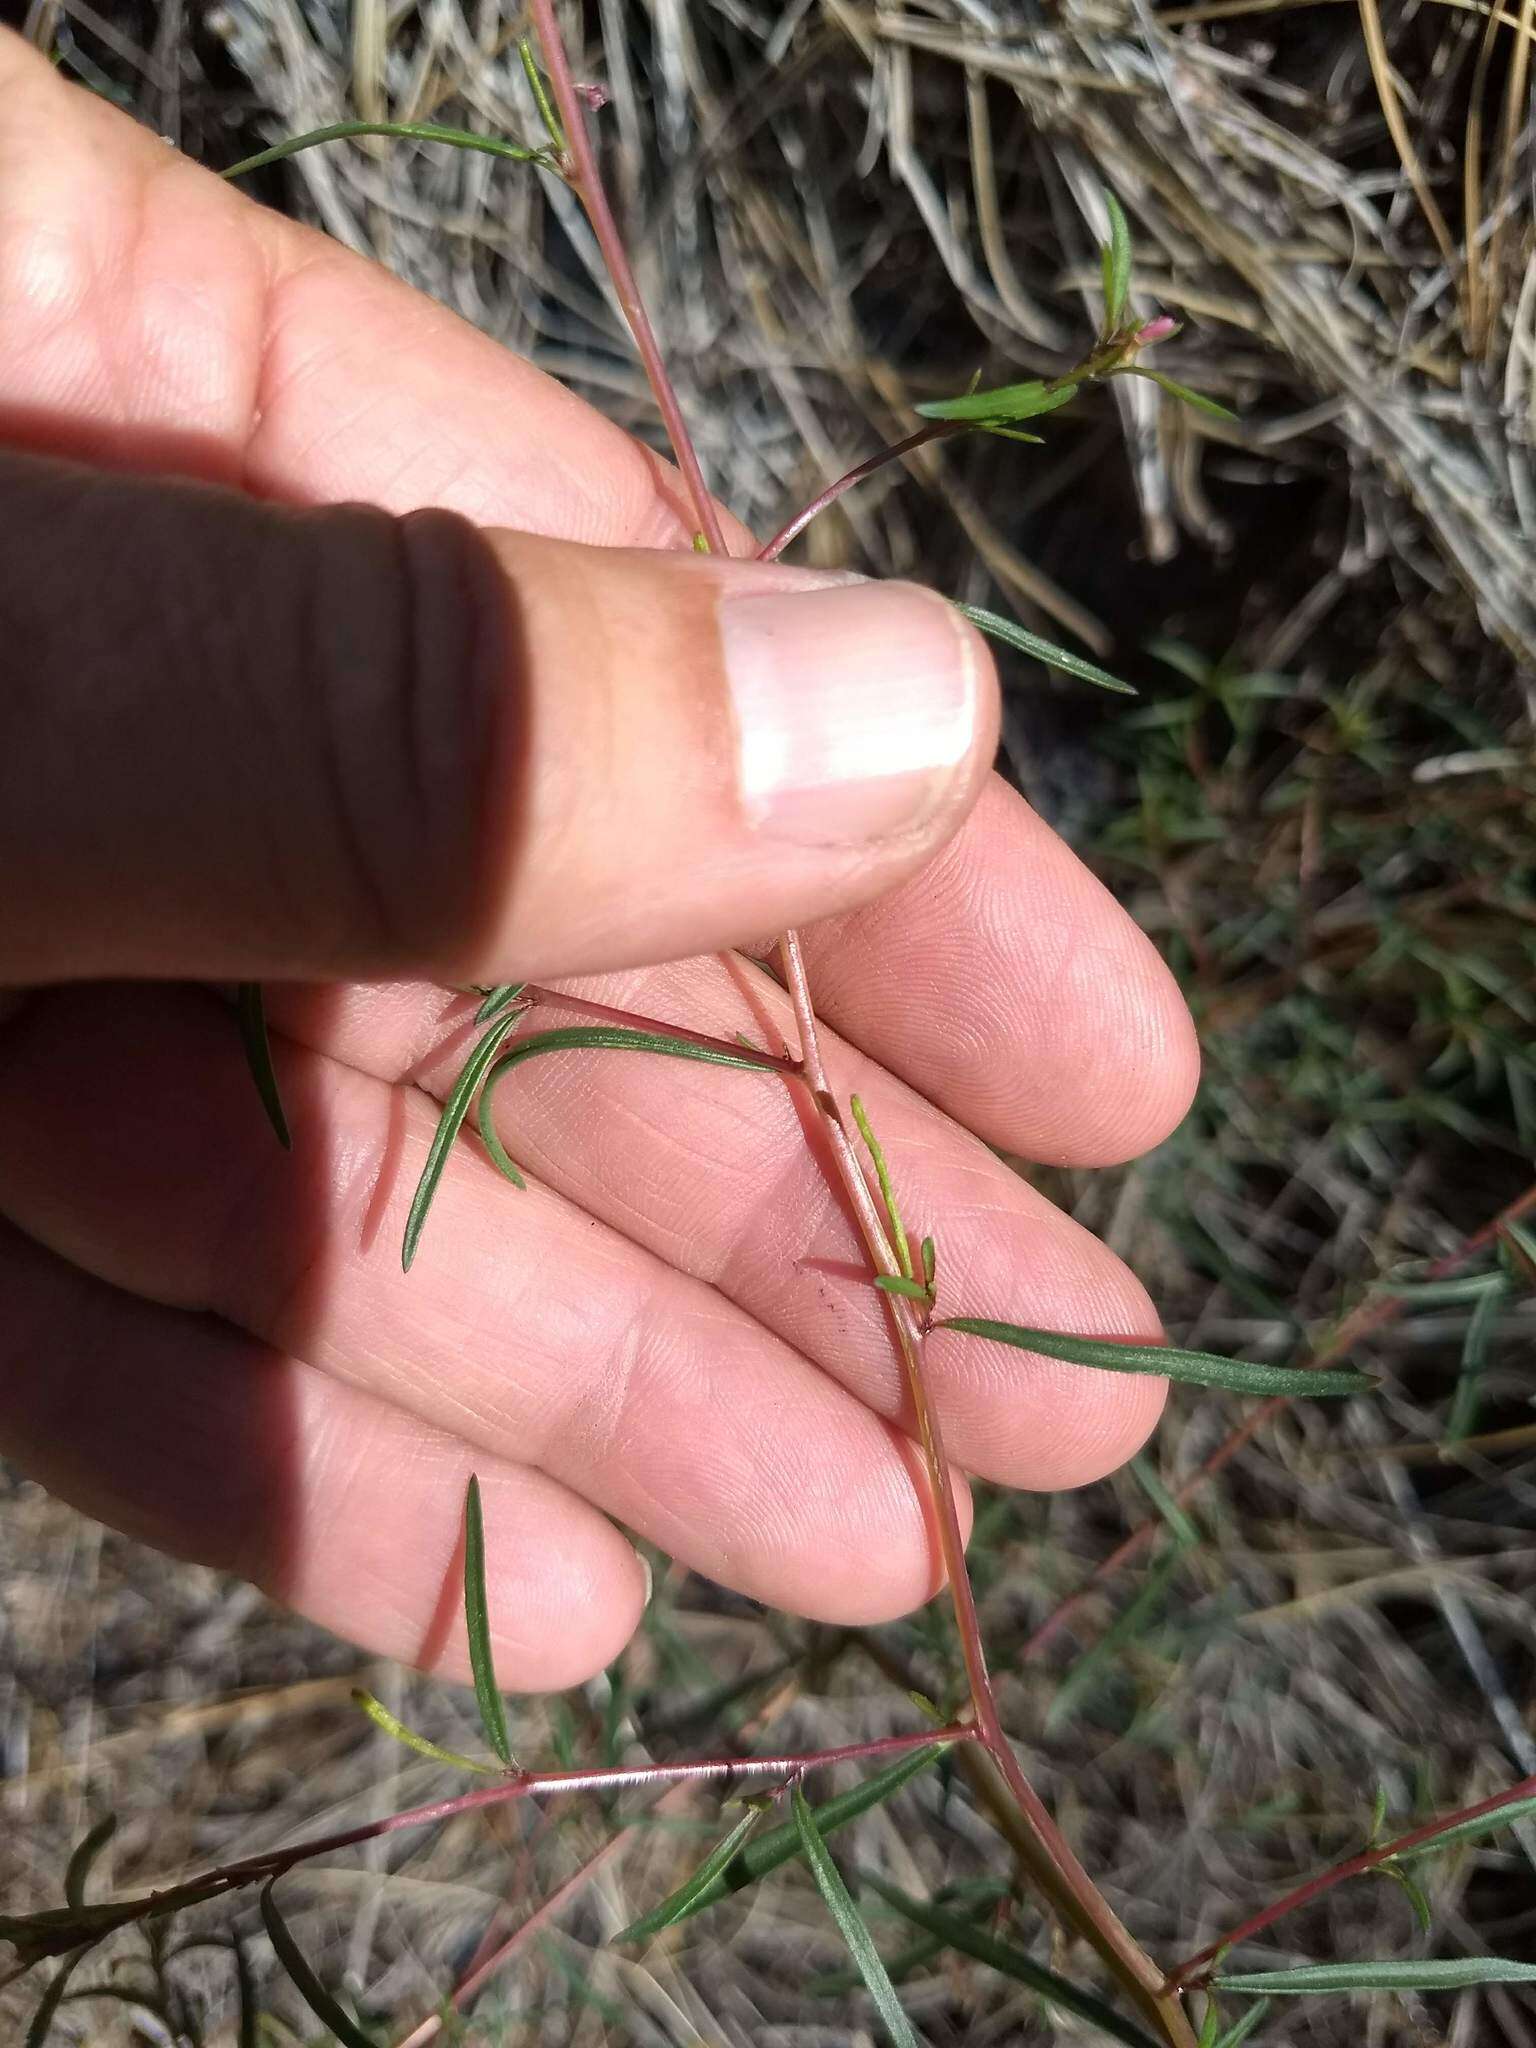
[0, 449, 997, 985]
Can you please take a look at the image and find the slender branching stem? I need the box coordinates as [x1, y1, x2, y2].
[525, 0, 727, 556]
[757, 422, 965, 564]
[1166, 1768, 1536, 1990]
[522, 983, 801, 1076]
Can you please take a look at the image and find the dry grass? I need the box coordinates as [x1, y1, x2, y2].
[5, 3, 1535, 2043]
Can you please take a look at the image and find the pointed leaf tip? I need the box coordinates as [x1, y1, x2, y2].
[462, 1476, 515, 1767]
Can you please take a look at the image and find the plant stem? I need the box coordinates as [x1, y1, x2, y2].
[1020, 1176, 1536, 1665]
[521, 983, 801, 1076]
[757, 422, 965, 564]
[1166, 1769, 1536, 1990]
[525, 0, 726, 556]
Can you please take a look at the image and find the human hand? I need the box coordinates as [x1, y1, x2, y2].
[0, 33, 1197, 1691]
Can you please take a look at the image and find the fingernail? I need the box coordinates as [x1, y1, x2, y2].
[634, 1547, 654, 1609]
[718, 582, 982, 846]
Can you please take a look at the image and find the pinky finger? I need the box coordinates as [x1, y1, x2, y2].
[0, 1221, 648, 1692]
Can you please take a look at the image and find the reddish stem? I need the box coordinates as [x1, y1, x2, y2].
[526, 0, 726, 556]
[1167, 1770, 1536, 1990]
[1021, 1177, 1536, 1665]
[757, 422, 964, 564]
[522, 983, 801, 1076]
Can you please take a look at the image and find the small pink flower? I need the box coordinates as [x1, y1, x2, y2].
[575, 81, 610, 111]
[1133, 314, 1179, 347]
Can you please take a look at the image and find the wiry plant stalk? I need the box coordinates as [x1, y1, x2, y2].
[522, 11, 1192, 2040]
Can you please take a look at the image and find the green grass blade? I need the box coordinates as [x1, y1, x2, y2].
[222, 122, 547, 181]
[518, 38, 566, 149]
[402, 1007, 527, 1270]
[915, 379, 1080, 423]
[462, 1477, 514, 1767]
[952, 603, 1136, 695]
[1131, 1454, 1201, 1546]
[1121, 367, 1238, 422]
[1446, 1275, 1509, 1441]
[1103, 188, 1133, 327]
[937, 1319, 1374, 1398]
[612, 1808, 764, 1944]
[259, 1881, 379, 2047]
[351, 1689, 501, 1775]
[1046, 1539, 1192, 1733]
[859, 1874, 1162, 2047]
[1215, 1958, 1536, 1994]
[235, 984, 291, 1149]
[792, 1787, 920, 2048]
[615, 1742, 946, 1941]
[63, 1815, 116, 1912]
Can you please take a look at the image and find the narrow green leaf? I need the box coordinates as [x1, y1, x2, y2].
[259, 1881, 379, 2047]
[462, 1477, 514, 1767]
[1211, 2001, 1271, 2047]
[1500, 1217, 1536, 1283]
[612, 1809, 764, 1944]
[517, 38, 565, 149]
[850, 1094, 913, 1280]
[937, 1319, 1374, 1398]
[792, 1787, 920, 2048]
[234, 1938, 258, 2048]
[27, 1950, 87, 2048]
[1378, 1862, 1433, 1935]
[1103, 189, 1133, 327]
[1215, 1957, 1536, 1994]
[860, 1874, 1162, 2047]
[952, 603, 1136, 695]
[472, 982, 527, 1027]
[1131, 1455, 1200, 1546]
[222, 122, 547, 182]
[1046, 1539, 1191, 1733]
[977, 424, 1045, 443]
[1396, 1790, 1536, 1860]
[351, 1689, 500, 1775]
[1120, 367, 1238, 421]
[916, 379, 1081, 424]
[235, 984, 291, 1149]
[920, 1236, 936, 1289]
[470, 1028, 774, 1212]
[615, 1743, 945, 1940]
[875, 1274, 932, 1302]
[402, 1007, 527, 1270]
[64, 1815, 116, 1911]
[1380, 1273, 1504, 1305]
[1446, 1275, 1509, 1441]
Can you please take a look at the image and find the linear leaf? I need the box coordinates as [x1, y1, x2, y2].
[615, 1743, 945, 1940]
[222, 122, 547, 182]
[875, 1275, 932, 1302]
[352, 1690, 500, 1775]
[471, 1028, 775, 1209]
[518, 38, 566, 148]
[64, 1815, 116, 1911]
[235, 985, 291, 1149]
[1211, 2001, 1271, 2047]
[860, 1874, 1162, 2047]
[235, 1938, 258, 2048]
[920, 1236, 936, 1289]
[612, 1809, 764, 1944]
[402, 1008, 527, 1270]
[1103, 188, 1133, 327]
[472, 982, 528, 1026]
[937, 1319, 1374, 1398]
[259, 1881, 379, 2047]
[1215, 1957, 1536, 1994]
[850, 1094, 913, 1279]
[915, 378, 1080, 424]
[792, 1788, 920, 2048]
[1396, 1789, 1536, 1860]
[462, 1477, 514, 1767]
[1446, 1275, 1509, 1441]
[27, 1950, 87, 2048]
[952, 603, 1136, 695]
[1121, 367, 1238, 421]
